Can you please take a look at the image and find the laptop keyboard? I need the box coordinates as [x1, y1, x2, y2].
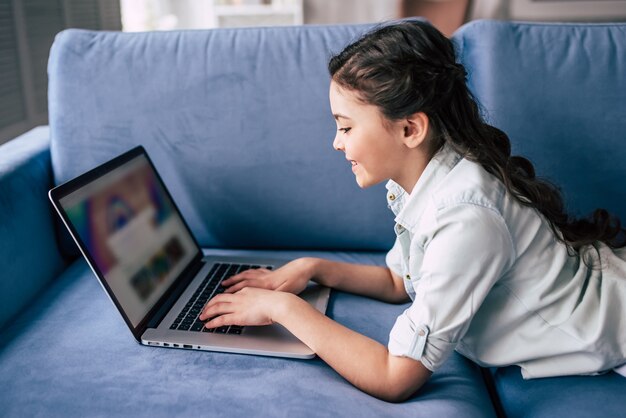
[169, 262, 273, 335]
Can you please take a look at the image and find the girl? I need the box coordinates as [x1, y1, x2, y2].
[200, 20, 626, 402]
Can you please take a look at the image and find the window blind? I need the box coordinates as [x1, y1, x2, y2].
[0, 0, 121, 144]
[22, 0, 65, 115]
[66, 0, 100, 29]
[0, 0, 26, 130]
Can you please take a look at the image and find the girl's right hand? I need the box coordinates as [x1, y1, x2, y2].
[221, 257, 317, 295]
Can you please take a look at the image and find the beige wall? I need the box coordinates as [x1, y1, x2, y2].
[303, 0, 399, 25]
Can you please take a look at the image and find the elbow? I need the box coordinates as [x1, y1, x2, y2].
[376, 373, 428, 403]
[374, 355, 432, 402]
[377, 384, 422, 403]
[378, 393, 408, 404]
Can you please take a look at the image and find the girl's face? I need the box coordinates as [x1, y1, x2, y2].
[329, 81, 429, 191]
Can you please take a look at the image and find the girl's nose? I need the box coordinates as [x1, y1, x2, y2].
[333, 134, 344, 152]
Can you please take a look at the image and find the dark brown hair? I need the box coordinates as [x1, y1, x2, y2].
[329, 20, 625, 251]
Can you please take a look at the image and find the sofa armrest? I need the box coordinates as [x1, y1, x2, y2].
[0, 126, 66, 331]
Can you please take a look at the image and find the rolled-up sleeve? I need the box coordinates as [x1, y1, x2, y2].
[388, 203, 515, 371]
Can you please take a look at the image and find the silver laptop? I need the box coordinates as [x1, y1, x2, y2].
[49, 146, 330, 359]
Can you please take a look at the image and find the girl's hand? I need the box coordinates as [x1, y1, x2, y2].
[198, 288, 291, 328]
[221, 257, 316, 295]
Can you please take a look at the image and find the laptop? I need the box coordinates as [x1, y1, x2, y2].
[49, 145, 330, 359]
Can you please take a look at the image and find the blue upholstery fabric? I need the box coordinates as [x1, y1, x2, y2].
[0, 127, 66, 331]
[491, 366, 626, 418]
[0, 250, 496, 417]
[47, 24, 395, 253]
[455, 21, 626, 221]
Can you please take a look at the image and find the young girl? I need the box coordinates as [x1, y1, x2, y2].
[200, 20, 626, 402]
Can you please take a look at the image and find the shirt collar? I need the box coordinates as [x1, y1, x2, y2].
[386, 143, 462, 230]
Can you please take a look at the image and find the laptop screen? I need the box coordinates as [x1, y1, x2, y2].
[58, 152, 198, 327]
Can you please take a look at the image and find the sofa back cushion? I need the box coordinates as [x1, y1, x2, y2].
[48, 24, 395, 251]
[455, 21, 626, 222]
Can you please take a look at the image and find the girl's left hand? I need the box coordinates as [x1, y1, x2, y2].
[198, 287, 289, 329]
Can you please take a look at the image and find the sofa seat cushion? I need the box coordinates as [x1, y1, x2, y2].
[0, 249, 495, 417]
[491, 366, 626, 418]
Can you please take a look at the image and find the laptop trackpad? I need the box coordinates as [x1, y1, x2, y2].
[299, 282, 331, 313]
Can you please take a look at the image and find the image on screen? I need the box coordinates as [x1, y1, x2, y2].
[59, 155, 198, 327]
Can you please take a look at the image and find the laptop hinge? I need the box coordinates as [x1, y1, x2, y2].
[145, 259, 204, 330]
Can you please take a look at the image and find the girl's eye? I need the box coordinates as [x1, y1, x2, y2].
[339, 127, 351, 134]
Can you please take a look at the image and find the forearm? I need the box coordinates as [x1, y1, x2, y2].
[303, 258, 409, 303]
[274, 294, 431, 402]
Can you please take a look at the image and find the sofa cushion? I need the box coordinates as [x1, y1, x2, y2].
[455, 21, 626, 221]
[47, 24, 396, 252]
[0, 127, 66, 331]
[490, 366, 626, 418]
[0, 250, 496, 417]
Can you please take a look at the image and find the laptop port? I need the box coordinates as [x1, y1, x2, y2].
[183, 344, 192, 349]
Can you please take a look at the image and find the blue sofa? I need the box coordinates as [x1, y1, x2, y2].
[1, 20, 625, 417]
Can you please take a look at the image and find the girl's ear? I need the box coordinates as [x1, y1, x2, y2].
[402, 112, 429, 149]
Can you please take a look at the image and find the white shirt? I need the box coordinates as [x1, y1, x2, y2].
[386, 144, 626, 378]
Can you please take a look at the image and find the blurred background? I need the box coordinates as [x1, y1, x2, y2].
[2, 0, 626, 144]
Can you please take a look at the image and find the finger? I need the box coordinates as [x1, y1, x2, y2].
[199, 304, 230, 322]
[221, 274, 246, 287]
[225, 276, 274, 292]
[204, 314, 239, 329]
[207, 293, 232, 305]
[224, 280, 251, 293]
[199, 299, 233, 321]
[222, 269, 264, 286]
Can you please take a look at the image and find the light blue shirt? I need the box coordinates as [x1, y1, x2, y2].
[385, 144, 626, 378]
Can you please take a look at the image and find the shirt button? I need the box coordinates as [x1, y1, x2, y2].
[388, 193, 396, 201]
[405, 274, 411, 280]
